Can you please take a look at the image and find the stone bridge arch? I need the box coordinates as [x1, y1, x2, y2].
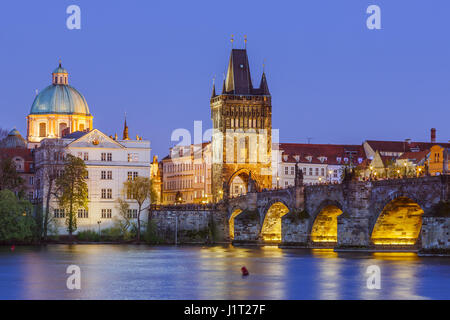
[308, 199, 344, 245]
[260, 199, 291, 243]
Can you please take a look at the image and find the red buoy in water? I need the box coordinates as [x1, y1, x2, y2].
[241, 266, 249, 276]
[10, 245, 15, 252]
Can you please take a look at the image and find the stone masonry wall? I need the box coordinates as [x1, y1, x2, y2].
[151, 209, 228, 244]
[421, 216, 450, 252]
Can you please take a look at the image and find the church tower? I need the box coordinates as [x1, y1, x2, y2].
[210, 47, 272, 201]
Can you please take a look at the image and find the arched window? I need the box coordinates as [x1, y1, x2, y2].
[39, 123, 46, 137]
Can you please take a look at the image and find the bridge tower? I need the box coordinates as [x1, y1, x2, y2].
[210, 47, 272, 202]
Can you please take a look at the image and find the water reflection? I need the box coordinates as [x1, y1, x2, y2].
[0, 245, 448, 300]
[312, 249, 342, 299]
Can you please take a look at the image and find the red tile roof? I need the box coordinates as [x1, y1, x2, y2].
[278, 143, 365, 165]
[366, 140, 450, 153]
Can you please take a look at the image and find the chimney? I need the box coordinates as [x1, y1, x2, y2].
[431, 128, 436, 143]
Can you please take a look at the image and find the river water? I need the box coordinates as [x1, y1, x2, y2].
[0, 245, 448, 300]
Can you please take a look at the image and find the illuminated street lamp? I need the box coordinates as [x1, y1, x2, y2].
[276, 176, 280, 189]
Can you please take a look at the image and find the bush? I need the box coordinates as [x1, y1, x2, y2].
[77, 229, 100, 242]
[144, 220, 163, 244]
[100, 227, 123, 241]
[0, 190, 36, 242]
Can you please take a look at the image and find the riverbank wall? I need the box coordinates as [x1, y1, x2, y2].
[150, 207, 229, 244]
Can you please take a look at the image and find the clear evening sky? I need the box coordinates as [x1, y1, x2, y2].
[0, 0, 449, 157]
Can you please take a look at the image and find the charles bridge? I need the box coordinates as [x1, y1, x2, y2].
[150, 171, 450, 253]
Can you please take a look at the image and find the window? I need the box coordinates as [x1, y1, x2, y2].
[101, 189, 112, 199]
[29, 177, 34, 185]
[101, 209, 112, 219]
[39, 123, 46, 138]
[127, 209, 138, 219]
[83, 152, 89, 161]
[77, 209, 88, 218]
[101, 171, 112, 180]
[290, 167, 295, 175]
[309, 168, 313, 176]
[285, 181, 289, 187]
[321, 168, 325, 176]
[315, 168, 319, 176]
[77, 152, 82, 158]
[127, 171, 138, 181]
[284, 167, 289, 175]
[84, 171, 89, 179]
[101, 153, 112, 161]
[54, 209, 65, 218]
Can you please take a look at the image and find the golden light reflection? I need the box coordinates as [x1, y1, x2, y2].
[311, 205, 343, 243]
[261, 202, 289, 243]
[371, 197, 423, 246]
[229, 209, 242, 240]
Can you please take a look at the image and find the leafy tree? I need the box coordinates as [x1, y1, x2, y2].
[55, 154, 88, 237]
[122, 176, 153, 242]
[0, 189, 35, 242]
[0, 157, 25, 196]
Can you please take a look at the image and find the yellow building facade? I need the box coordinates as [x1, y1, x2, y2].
[428, 145, 449, 176]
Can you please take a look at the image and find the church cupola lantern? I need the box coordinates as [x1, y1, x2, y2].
[52, 60, 69, 85]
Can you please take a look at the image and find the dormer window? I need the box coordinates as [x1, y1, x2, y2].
[358, 157, 363, 163]
[318, 156, 327, 163]
[344, 157, 349, 163]
[336, 157, 342, 163]
[283, 155, 289, 162]
[293, 155, 300, 162]
[306, 156, 312, 162]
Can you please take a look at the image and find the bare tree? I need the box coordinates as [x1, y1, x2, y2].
[0, 127, 8, 141]
[122, 177, 153, 242]
[35, 139, 66, 240]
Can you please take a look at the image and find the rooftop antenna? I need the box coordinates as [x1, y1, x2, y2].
[230, 34, 234, 48]
[244, 35, 247, 49]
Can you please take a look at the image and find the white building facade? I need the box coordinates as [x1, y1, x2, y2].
[272, 143, 365, 188]
[35, 129, 151, 234]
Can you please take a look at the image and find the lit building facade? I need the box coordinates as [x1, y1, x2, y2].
[34, 129, 151, 234]
[27, 62, 93, 148]
[161, 143, 212, 204]
[272, 143, 365, 187]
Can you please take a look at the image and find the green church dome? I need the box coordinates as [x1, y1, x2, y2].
[29, 62, 90, 115]
[30, 84, 90, 115]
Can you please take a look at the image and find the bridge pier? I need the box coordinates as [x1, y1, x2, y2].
[233, 208, 261, 243]
[337, 216, 371, 248]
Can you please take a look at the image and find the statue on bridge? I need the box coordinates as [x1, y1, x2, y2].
[248, 171, 257, 193]
[295, 163, 303, 187]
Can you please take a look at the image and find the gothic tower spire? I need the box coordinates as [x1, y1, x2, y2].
[122, 113, 129, 140]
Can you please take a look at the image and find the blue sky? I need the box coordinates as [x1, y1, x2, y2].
[0, 0, 449, 157]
